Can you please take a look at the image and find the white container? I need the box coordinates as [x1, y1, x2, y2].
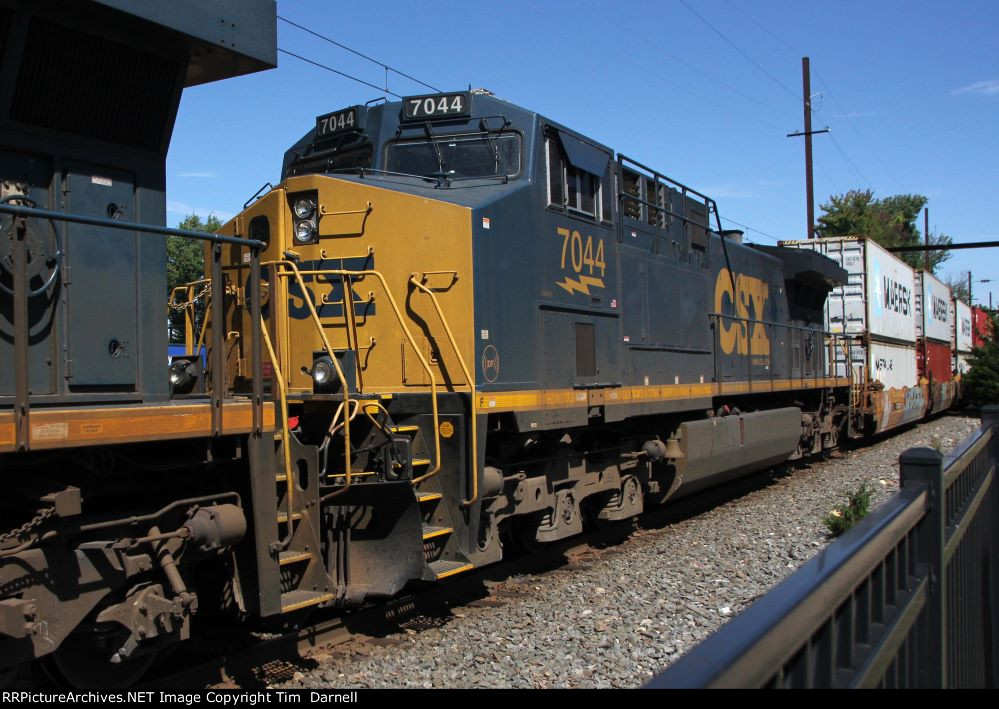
[952, 299, 973, 353]
[916, 271, 951, 343]
[868, 340, 919, 391]
[780, 237, 916, 343]
[955, 352, 972, 375]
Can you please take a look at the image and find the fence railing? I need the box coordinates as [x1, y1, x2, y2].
[646, 406, 999, 688]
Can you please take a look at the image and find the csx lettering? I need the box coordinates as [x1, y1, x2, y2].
[714, 267, 770, 356]
[287, 259, 374, 320]
[882, 276, 910, 315]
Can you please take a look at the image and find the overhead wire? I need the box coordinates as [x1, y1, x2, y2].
[828, 131, 871, 189]
[812, 70, 906, 192]
[723, 0, 904, 192]
[277, 48, 404, 97]
[278, 15, 441, 93]
[719, 215, 784, 243]
[637, 58, 788, 133]
[678, 0, 801, 103]
[612, 21, 791, 120]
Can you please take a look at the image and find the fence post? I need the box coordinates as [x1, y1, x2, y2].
[900, 446, 946, 687]
[982, 405, 999, 686]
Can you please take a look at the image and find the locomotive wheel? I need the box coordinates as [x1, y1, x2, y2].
[43, 609, 158, 689]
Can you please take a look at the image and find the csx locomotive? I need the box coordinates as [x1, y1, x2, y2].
[1, 0, 949, 689]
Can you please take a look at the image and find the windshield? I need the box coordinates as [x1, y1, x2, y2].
[385, 132, 520, 179]
[287, 142, 373, 177]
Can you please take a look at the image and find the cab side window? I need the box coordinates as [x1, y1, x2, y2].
[546, 129, 613, 225]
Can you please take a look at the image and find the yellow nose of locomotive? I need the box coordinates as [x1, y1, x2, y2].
[214, 174, 476, 398]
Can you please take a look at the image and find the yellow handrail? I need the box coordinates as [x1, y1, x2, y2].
[269, 260, 355, 498]
[410, 276, 479, 506]
[281, 266, 443, 485]
[259, 315, 295, 543]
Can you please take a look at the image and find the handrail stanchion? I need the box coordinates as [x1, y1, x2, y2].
[210, 243, 225, 436]
[249, 247, 263, 435]
[410, 276, 478, 505]
[12, 213, 29, 452]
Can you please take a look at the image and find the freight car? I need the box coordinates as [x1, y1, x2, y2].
[0, 0, 278, 687]
[0, 0, 964, 689]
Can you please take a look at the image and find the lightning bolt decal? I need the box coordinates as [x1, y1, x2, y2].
[556, 275, 605, 296]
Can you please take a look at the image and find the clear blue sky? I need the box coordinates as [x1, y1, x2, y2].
[168, 0, 999, 304]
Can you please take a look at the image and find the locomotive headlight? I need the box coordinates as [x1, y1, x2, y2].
[169, 357, 199, 395]
[294, 219, 317, 243]
[312, 356, 334, 388]
[293, 198, 315, 219]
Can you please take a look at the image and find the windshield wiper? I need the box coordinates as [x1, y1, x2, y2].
[423, 122, 449, 181]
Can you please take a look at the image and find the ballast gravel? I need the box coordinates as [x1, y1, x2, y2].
[276, 414, 979, 689]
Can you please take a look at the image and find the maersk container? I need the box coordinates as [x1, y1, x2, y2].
[915, 271, 951, 343]
[952, 299, 973, 353]
[868, 340, 919, 391]
[779, 237, 916, 343]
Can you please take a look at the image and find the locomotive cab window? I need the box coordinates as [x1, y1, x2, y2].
[385, 132, 520, 179]
[546, 129, 613, 224]
[288, 135, 374, 177]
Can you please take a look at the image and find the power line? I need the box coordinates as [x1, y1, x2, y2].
[827, 131, 871, 189]
[638, 59, 788, 133]
[812, 70, 906, 192]
[722, 1, 905, 193]
[723, 0, 804, 57]
[613, 21, 791, 119]
[278, 48, 403, 98]
[720, 215, 783, 243]
[678, 0, 801, 103]
[278, 15, 441, 93]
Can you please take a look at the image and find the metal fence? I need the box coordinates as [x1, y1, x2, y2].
[646, 407, 999, 688]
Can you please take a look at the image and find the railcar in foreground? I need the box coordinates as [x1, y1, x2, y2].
[0, 0, 278, 686]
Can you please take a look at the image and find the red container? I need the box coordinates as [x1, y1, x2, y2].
[918, 339, 954, 382]
[972, 306, 992, 348]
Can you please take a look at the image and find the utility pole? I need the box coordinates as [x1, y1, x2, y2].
[787, 57, 829, 240]
[802, 57, 815, 240]
[969, 271, 973, 306]
[924, 207, 930, 271]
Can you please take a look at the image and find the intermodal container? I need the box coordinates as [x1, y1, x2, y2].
[915, 271, 951, 343]
[868, 340, 918, 391]
[780, 236, 916, 343]
[952, 299, 973, 353]
[972, 306, 992, 348]
[918, 339, 953, 383]
[955, 352, 972, 375]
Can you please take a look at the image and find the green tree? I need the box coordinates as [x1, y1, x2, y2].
[168, 213, 221, 343]
[962, 311, 999, 406]
[944, 273, 971, 305]
[815, 189, 953, 272]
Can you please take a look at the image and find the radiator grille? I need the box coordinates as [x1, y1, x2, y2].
[10, 18, 179, 151]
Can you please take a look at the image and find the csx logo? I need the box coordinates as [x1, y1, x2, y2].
[714, 268, 770, 356]
[883, 276, 910, 315]
[962, 318, 971, 337]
